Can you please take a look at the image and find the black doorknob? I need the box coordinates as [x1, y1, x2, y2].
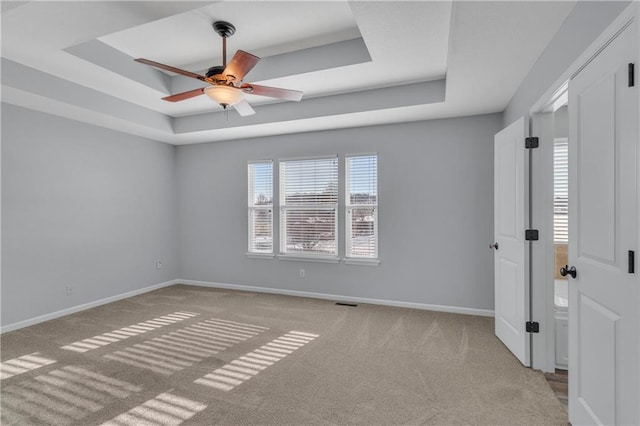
[489, 242, 499, 250]
[560, 265, 577, 279]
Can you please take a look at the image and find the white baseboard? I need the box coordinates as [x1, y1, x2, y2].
[0, 279, 181, 334]
[178, 279, 495, 317]
[1, 278, 494, 333]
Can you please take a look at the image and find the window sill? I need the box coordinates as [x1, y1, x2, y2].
[278, 255, 340, 264]
[246, 253, 379, 266]
[246, 253, 275, 260]
[344, 258, 381, 266]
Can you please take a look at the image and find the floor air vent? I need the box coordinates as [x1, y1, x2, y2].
[335, 302, 358, 307]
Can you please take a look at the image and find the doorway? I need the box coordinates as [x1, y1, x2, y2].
[551, 106, 568, 371]
[527, 4, 638, 423]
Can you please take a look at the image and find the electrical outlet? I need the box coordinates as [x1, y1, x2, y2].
[156, 261, 162, 269]
[65, 285, 73, 296]
[299, 269, 305, 278]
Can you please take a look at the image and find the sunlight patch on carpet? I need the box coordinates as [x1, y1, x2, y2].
[0, 352, 56, 380]
[104, 317, 268, 375]
[195, 331, 318, 392]
[100, 391, 207, 426]
[61, 312, 199, 353]
[0, 365, 141, 425]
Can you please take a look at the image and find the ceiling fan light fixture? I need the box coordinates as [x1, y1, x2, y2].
[135, 19, 302, 115]
[204, 85, 244, 107]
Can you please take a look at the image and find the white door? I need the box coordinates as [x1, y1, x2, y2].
[494, 117, 529, 366]
[568, 19, 638, 425]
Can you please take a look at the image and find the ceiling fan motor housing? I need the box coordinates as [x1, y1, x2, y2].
[206, 66, 226, 79]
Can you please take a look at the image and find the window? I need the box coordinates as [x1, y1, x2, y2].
[248, 161, 273, 254]
[279, 157, 338, 257]
[346, 155, 378, 259]
[553, 138, 568, 244]
[249, 154, 379, 263]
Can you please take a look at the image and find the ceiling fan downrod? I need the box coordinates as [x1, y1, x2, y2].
[212, 21, 236, 68]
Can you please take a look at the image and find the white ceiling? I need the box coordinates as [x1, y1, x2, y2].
[1, 1, 576, 145]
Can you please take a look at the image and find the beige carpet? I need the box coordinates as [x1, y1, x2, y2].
[0, 284, 568, 425]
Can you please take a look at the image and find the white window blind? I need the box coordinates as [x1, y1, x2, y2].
[279, 157, 338, 257]
[554, 138, 568, 244]
[346, 155, 378, 258]
[248, 161, 273, 253]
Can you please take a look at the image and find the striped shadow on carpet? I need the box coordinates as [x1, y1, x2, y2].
[1, 365, 141, 425]
[100, 391, 207, 426]
[103, 318, 268, 375]
[0, 352, 56, 380]
[195, 331, 318, 391]
[0, 284, 569, 425]
[61, 312, 199, 353]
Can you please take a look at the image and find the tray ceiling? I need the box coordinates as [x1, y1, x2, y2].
[1, 1, 575, 145]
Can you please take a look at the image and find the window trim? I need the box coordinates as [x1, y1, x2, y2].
[278, 156, 339, 259]
[345, 154, 379, 260]
[246, 253, 275, 260]
[277, 254, 341, 263]
[247, 160, 274, 255]
[344, 258, 381, 266]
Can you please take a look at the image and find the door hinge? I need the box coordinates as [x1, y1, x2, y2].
[525, 229, 539, 241]
[630, 63, 635, 87]
[525, 137, 539, 149]
[526, 321, 540, 333]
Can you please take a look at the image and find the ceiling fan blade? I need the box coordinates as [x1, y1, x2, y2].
[223, 50, 260, 82]
[233, 98, 256, 117]
[135, 58, 209, 82]
[241, 83, 303, 102]
[162, 88, 205, 102]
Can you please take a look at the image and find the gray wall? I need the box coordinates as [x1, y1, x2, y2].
[177, 114, 502, 311]
[503, 1, 630, 126]
[1, 104, 179, 326]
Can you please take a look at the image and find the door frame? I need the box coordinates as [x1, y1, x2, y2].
[528, 2, 639, 374]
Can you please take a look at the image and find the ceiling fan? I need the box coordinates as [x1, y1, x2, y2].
[134, 21, 303, 117]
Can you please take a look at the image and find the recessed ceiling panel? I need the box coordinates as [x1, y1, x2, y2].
[349, 1, 451, 79]
[100, 1, 361, 70]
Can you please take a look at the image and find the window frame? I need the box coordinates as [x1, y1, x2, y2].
[247, 160, 274, 257]
[345, 154, 379, 262]
[278, 155, 339, 260]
